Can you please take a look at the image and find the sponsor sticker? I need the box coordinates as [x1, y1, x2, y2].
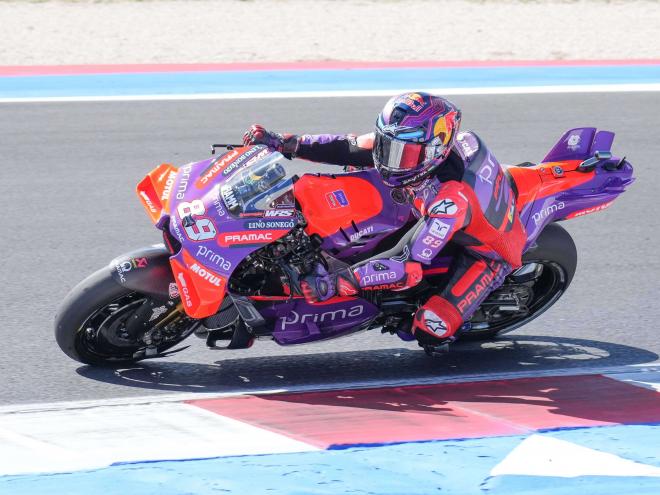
[159, 170, 178, 201]
[567, 133, 581, 151]
[430, 199, 458, 216]
[220, 184, 239, 211]
[264, 209, 295, 217]
[429, 219, 451, 239]
[113, 257, 149, 283]
[245, 219, 295, 230]
[222, 147, 269, 177]
[218, 230, 287, 246]
[196, 150, 240, 189]
[326, 189, 349, 209]
[350, 225, 374, 242]
[189, 263, 224, 288]
[420, 248, 434, 260]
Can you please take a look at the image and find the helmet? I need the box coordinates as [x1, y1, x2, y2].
[373, 92, 461, 187]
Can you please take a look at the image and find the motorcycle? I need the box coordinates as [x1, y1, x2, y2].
[55, 127, 634, 365]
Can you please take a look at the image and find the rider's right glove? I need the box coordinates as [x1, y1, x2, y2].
[242, 124, 300, 159]
[300, 264, 360, 304]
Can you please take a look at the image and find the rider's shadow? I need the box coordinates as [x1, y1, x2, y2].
[77, 336, 658, 400]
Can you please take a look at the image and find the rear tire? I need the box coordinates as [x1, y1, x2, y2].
[55, 268, 197, 366]
[459, 223, 577, 341]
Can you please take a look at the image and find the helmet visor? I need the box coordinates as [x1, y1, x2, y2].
[374, 131, 446, 173]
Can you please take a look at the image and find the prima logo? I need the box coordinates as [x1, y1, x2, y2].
[176, 163, 193, 200]
[362, 271, 397, 285]
[196, 245, 231, 272]
[279, 305, 365, 330]
[477, 157, 496, 185]
[533, 202, 565, 225]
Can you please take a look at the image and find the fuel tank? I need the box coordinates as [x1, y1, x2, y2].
[293, 168, 412, 260]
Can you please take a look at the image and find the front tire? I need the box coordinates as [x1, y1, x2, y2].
[55, 268, 198, 365]
[459, 223, 577, 341]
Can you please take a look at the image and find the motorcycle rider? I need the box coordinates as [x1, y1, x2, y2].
[242, 92, 527, 349]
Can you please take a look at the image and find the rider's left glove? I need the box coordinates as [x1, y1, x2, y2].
[300, 265, 360, 304]
[242, 124, 300, 159]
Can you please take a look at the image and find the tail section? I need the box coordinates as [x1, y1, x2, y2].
[508, 128, 634, 245]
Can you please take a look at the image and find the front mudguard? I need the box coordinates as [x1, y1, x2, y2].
[109, 244, 175, 299]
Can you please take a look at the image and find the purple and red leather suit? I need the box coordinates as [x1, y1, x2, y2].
[295, 130, 527, 344]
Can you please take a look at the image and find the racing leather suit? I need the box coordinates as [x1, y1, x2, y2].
[293, 131, 528, 345]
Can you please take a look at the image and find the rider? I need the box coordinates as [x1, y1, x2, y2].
[242, 92, 527, 349]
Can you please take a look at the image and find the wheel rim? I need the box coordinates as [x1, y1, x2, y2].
[75, 292, 195, 362]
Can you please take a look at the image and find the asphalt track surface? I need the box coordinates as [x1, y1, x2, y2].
[1, 93, 659, 406]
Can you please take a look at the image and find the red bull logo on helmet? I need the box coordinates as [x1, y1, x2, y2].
[400, 93, 426, 112]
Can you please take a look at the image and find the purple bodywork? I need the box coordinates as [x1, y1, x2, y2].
[518, 128, 634, 245]
[162, 128, 633, 346]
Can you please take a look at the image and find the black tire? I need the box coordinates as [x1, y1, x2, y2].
[459, 223, 577, 341]
[55, 267, 197, 366]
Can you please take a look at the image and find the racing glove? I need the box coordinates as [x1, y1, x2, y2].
[242, 124, 300, 159]
[300, 264, 360, 304]
[353, 258, 423, 292]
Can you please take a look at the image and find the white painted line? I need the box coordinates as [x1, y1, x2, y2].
[0, 401, 318, 476]
[1, 363, 658, 415]
[1, 83, 660, 103]
[490, 434, 660, 478]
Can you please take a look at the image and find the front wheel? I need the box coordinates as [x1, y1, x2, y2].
[55, 268, 199, 366]
[459, 223, 577, 341]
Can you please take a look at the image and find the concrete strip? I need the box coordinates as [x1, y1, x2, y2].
[0, 402, 317, 476]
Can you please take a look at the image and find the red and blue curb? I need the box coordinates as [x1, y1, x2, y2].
[1, 59, 659, 101]
[1, 369, 659, 494]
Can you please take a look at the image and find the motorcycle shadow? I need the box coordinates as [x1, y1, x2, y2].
[76, 335, 658, 396]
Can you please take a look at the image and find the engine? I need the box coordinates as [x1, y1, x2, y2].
[228, 225, 325, 296]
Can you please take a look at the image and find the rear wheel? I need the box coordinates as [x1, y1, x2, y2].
[55, 268, 199, 365]
[459, 223, 577, 341]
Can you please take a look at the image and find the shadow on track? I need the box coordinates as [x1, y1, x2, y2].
[76, 335, 659, 395]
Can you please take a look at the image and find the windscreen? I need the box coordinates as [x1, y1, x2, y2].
[219, 154, 294, 215]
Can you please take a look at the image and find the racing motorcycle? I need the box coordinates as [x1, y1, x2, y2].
[55, 128, 634, 365]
